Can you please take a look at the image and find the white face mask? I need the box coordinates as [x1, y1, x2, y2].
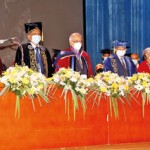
[31, 35, 41, 45]
[73, 42, 82, 51]
[132, 59, 138, 65]
[103, 57, 108, 61]
[116, 50, 126, 57]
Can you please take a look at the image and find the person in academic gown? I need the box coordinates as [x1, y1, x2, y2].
[137, 47, 150, 73]
[95, 48, 113, 74]
[54, 32, 93, 78]
[103, 40, 136, 77]
[15, 22, 53, 77]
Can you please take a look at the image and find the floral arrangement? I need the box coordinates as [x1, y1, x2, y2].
[47, 68, 88, 120]
[128, 73, 150, 116]
[0, 65, 49, 117]
[1, 65, 150, 119]
[87, 71, 130, 118]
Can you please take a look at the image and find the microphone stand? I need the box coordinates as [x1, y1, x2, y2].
[10, 39, 24, 66]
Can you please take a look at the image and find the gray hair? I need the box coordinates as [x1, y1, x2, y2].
[69, 32, 82, 43]
[143, 47, 150, 56]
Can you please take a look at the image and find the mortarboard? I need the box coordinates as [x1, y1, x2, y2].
[125, 53, 132, 57]
[52, 48, 62, 56]
[51, 48, 62, 62]
[99, 48, 113, 54]
[112, 40, 128, 48]
[24, 22, 42, 33]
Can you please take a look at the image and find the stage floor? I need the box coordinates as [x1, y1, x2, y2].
[51, 142, 150, 150]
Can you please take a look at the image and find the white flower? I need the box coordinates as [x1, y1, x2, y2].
[70, 77, 77, 82]
[134, 84, 143, 91]
[0, 65, 47, 97]
[145, 88, 150, 94]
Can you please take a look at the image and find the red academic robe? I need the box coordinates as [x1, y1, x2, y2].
[55, 48, 93, 77]
[137, 60, 150, 73]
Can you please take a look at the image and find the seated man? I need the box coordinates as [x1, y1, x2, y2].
[103, 40, 136, 77]
[54, 32, 93, 78]
[15, 22, 53, 77]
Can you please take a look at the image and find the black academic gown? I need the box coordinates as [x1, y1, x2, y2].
[15, 43, 53, 77]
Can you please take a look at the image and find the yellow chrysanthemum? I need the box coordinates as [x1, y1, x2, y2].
[22, 78, 29, 84]
[103, 76, 110, 82]
[9, 77, 17, 84]
[37, 84, 44, 89]
[28, 88, 34, 95]
[86, 77, 93, 83]
[111, 83, 119, 89]
[128, 79, 133, 84]
[46, 78, 52, 82]
[100, 86, 107, 92]
[142, 81, 148, 87]
[124, 85, 129, 91]
[131, 75, 137, 81]
[138, 74, 144, 79]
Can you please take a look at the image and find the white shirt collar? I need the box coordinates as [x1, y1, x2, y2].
[30, 42, 39, 49]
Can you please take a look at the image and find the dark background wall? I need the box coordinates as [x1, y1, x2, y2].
[0, 0, 84, 67]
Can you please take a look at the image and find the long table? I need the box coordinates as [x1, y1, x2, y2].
[0, 88, 150, 149]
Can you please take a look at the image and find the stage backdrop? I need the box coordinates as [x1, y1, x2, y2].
[0, 0, 84, 68]
[85, 0, 150, 71]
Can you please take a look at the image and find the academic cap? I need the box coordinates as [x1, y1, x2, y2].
[125, 53, 132, 57]
[99, 48, 113, 54]
[52, 48, 62, 54]
[112, 40, 128, 48]
[24, 22, 42, 33]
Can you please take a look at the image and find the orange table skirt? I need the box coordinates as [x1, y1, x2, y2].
[0, 88, 150, 149]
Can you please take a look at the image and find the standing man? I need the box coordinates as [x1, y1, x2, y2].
[54, 32, 93, 78]
[103, 40, 136, 77]
[15, 22, 53, 77]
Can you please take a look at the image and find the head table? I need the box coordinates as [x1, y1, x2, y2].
[0, 86, 150, 149]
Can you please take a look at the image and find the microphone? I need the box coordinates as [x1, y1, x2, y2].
[0, 37, 17, 44]
[0, 37, 24, 66]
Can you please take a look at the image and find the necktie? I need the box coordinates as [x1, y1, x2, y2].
[35, 47, 44, 74]
[120, 57, 126, 70]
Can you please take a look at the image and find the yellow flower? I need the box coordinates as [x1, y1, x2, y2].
[111, 83, 119, 89]
[124, 85, 129, 91]
[9, 77, 17, 84]
[86, 77, 93, 83]
[131, 75, 137, 81]
[37, 84, 44, 90]
[103, 76, 110, 82]
[64, 72, 72, 78]
[128, 79, 133, 84]
[22, 78, 29, 84]
[100, 86, 107, 92]
[46, 78, 52, 82]
[28, 88, 34, 95]
[138, 74, 144, 79]
[142, 81, 148, 87]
